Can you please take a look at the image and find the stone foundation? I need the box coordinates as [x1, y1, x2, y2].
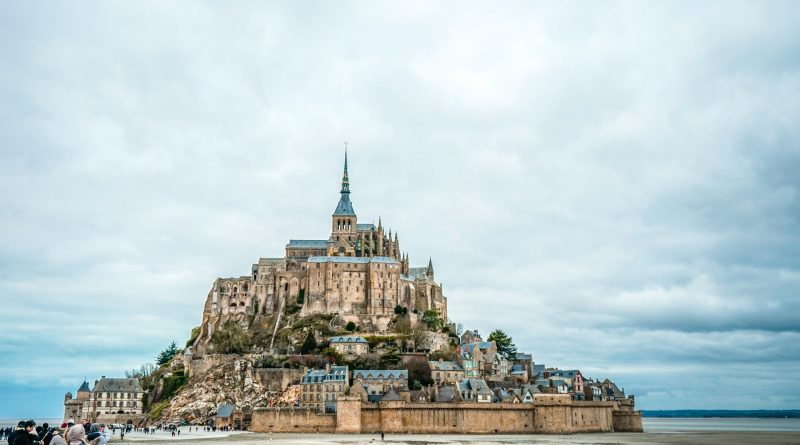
[251, 395, 643, 434]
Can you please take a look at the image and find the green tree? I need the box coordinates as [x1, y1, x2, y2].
[345, 321, 357, 332]
[321, 347, 343, 364]
[422, 310, 443, 331]
[300, 332, 317, 354]
[394, 305, 408, 315]
[156, 341, 180, 366]
[487, 329, 517, 360]
[211, 320, 252, 354]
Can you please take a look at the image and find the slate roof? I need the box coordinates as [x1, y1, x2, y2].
[329, 336, 368, 344]
[308, 256, 399, 264]
[301, 366, 348, 383]
[510, 364, 526, 375]
[550, 369, 581, 378]
[380, 388, 403, 402]
[410, 389, 429, 402]
[353, 370, 408, 380]
[408, 267, 429, 279]
[94, 378, 141, 392]
[287, 240, 328, 248]
[356, 223, 376, 231]
[77, 381, 91, 393]
[515, 353, 532, 361]
[436, 385, 457, 403]
[216, 404, 235, 418]
[459, 379, 493, 396]
[430, 360, 463, 372]
[519, 384, 541, 397]
[334, 194, 356, 216]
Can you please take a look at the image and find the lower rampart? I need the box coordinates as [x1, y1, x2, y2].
[251, 395, 642, 434]
[251, 407, 336, 433]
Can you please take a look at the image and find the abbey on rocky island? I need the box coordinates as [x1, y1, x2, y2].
[195, 152, 447, 347]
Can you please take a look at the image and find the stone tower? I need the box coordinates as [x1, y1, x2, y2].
[329, 150, 357, 257]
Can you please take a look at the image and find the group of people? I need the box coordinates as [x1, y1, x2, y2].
[3, 419, 110, 445]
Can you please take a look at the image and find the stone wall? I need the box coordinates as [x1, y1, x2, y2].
[254, 368, 304, 392]
[612, 411, 644, 432]
[359, 401, 536, 434]
[250, 407, 336, 433]
[250, 395, 643, 434]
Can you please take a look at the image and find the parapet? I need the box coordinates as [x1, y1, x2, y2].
[533, 394, 572, 406]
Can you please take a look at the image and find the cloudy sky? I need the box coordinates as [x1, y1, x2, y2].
[2, 1, 799, 417]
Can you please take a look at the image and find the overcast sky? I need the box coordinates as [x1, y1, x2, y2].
[2, 1, 799, 418]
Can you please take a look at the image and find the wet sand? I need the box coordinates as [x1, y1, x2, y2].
[120, 431, 800, 445]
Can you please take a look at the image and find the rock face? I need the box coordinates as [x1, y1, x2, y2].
[156, 356, 299, 424]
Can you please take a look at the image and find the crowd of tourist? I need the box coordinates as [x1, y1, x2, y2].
[2, 419, 110, 445]
[1, 421, 235, 444]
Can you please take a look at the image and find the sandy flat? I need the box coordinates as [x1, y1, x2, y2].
[116, 431, 800, 445]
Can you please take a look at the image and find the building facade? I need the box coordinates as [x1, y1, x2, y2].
[64, 377, 144, 423]
[429, 359, 465, 384]
[299, 365, 349, 413]
[329, 336, 369, 355]
[195, 153, 448, 350]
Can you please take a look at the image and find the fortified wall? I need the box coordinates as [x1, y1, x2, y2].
[251, 395, 643, 434]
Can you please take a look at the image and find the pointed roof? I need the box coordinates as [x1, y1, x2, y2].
[380, 388, 403, 402]
[426, 258, 434, 278]
[333, 150, 356, 216]
[77, 381, 91, 393]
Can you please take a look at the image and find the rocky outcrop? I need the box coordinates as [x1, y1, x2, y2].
[155, 356, 299, 424]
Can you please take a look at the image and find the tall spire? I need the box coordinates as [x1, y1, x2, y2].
[333, 147, 355, 216]
[341, 144, 350, 194]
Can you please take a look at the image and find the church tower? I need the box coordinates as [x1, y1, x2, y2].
[329, 150, 357, 256]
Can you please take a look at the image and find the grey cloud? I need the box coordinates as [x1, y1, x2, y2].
[2, 1, 800, 414]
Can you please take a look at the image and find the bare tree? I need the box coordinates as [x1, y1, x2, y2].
[410, 323, 428, 352]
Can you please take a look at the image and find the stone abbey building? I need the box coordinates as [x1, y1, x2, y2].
[196, 153, 447, 346]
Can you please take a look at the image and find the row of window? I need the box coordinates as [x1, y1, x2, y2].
[303, 383, 344, 392]
[301, 393, 338, 401]
[96, 392, 140, 399]
[96, 400, 137, 408]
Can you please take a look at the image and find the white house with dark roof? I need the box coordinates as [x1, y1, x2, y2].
[300, 364, 349, 412]
[329, 335, 368, 355]
[458, 378, 493, 403]
[352, 369, 408, 401]
[429, 359, 465, 384]
[64, 377, 144, 422]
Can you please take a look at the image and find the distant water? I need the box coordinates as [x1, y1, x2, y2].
[645, 417, 800, 432]
[0, 419, 63, 429]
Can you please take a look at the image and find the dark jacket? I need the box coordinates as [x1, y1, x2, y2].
[10, 430, 40, 445]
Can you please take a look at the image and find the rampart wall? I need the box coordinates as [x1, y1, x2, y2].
[251, 407, 336, 433]
[250, 394, 643, 434]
